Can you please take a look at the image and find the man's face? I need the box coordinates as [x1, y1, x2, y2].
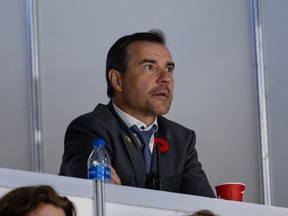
[114, 41, 174, 123]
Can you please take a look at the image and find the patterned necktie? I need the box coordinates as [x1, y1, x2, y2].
[131, 124, 157, 174]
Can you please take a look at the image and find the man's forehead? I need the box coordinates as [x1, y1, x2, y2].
[128, 41, 172, 59]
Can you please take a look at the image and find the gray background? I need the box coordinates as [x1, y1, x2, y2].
[262, 0, 288, 207]
[1, 0, 287, 207]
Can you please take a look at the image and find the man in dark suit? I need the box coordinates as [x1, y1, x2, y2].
[59, 29, 215, 198]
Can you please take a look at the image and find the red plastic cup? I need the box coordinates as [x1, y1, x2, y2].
[215, 182, 246, 202]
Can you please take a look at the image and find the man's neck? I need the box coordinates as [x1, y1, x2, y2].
[112, 102, 157, 128]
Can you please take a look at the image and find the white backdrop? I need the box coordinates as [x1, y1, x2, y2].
[2, 0, 288, 207]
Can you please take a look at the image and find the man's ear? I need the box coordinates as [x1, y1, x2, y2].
[108, 69, 122, 92]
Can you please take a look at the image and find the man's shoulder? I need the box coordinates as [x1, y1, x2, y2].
[75, 103, 110, 118]
[68, 103, 115, 127]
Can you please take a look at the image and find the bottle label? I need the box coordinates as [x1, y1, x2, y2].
[88, 164, 111, 183]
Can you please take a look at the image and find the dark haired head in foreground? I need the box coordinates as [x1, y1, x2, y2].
[0, 185, 76, 216]
[190, 209, 219, 216]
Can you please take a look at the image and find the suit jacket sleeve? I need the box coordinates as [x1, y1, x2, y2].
[180, 131, 215, 197]
[156, 116, 215, 198]
[59, 116, 95, 178]
[59, 105, 114, 178]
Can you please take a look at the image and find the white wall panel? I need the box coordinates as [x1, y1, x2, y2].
[37, 0, 261, 204]
[0, 0, 32, 170]
[262, 0, 288, 208]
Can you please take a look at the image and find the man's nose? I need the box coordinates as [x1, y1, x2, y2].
[157, 68, 173, 83]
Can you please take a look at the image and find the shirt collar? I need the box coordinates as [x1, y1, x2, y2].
[112, 102, 158, 131]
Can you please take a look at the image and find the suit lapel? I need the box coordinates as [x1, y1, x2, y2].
[151, 122, 171, 178]
[121, 130, 147, 187]
[151, 139, 171, 177]
[107, 102, 147, 187]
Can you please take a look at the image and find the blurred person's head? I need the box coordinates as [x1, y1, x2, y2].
[0, 185, 76, 216]
[190, 209, 218, 216]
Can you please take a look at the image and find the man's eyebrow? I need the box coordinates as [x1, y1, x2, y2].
[167, 62, 175, 68]
[139, 58, 156, 65]
[139, 59, 175, 68]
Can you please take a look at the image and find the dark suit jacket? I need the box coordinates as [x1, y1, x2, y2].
[59, 101, 215, 198]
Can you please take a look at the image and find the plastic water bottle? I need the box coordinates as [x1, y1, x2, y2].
[87, 139, 111, 183]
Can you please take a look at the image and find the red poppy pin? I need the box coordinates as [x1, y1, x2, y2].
[154, 138, 169, 153]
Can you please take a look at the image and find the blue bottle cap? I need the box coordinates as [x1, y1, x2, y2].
[93, 139, 105, 147]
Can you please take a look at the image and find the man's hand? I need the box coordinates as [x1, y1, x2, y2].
[110, 166, 121, 185]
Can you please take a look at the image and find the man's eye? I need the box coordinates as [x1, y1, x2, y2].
[166, 66, 174, 73]
[144, 64, 154, 71]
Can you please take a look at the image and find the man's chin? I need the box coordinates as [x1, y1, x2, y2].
[154, 105, 171, 116]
